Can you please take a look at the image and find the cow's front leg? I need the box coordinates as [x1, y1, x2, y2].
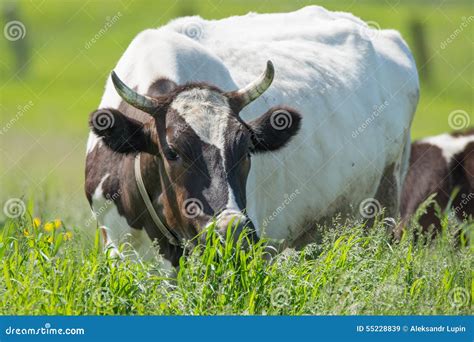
[100, 226, 122, 258]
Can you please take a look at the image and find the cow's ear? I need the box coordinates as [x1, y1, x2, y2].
[89, 108, 157, 154]
[247, 107, 301, 153]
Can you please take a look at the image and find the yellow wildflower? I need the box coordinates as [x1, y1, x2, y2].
[47, 236, 54, 244]
[63, 231, 73, 241]
[53, 219, 62, 229]
[44, 222, 54, 232]
[23, 229, 30, 237]
[33, 217, 41, 229]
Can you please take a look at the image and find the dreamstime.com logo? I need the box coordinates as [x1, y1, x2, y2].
[449, 192, 474, 219]
[84, 12, 123, 50]
[86, 189, 123, 227]
[448, 109, 471, 130]
[352, 100, 389, 138]
[358, 20, 381, 40]
[3, 20, 26, 41]
[183, 21, 204, 40]
[270, 109, 293, 130]
[182, 198, 204, 219]
[261, 189, 300, 230]
[359, 197, 382, 219]
[440, 16, 474, 50]
[4, 322, 85, 336]
[448, 287, 470, 308]
[91, 109, 115, 131]
[270, 286, 290, 309]
[0, 100, 34, 136]
[3, 198, 26, 219]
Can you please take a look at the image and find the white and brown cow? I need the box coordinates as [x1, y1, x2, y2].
[396, 129, 474, 239]
[85, 6, 419, 266]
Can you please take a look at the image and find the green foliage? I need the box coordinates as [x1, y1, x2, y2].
[0, 210, 471, 315]
[0, 0, 472, 315]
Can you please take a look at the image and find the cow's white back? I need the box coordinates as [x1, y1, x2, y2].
[93, 5, 419, 244]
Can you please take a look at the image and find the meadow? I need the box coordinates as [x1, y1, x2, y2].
[1, 209, 472, 315]
[0, 0, 472, 315]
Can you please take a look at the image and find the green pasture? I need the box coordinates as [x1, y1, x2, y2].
[0, 0, 472, 315]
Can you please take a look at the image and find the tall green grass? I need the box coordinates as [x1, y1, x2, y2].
[0, 2, 472, 315]
[0, 206, 471, 315]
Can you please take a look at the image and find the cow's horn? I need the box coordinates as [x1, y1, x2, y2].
[230, 60, 274, 111]
[111, 71, 160, 114]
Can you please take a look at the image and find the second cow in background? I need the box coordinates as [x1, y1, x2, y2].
[397, 129, 474, 239]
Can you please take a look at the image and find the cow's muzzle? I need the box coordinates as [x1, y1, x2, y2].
[209, 210, 258, 247]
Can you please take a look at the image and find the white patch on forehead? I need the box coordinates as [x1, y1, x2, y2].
[170, 88, 231, 150]
[171, 88, 243, 213]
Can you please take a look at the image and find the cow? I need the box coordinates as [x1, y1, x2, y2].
[85, 6, 420, 267]
[396, 129, 474, 240]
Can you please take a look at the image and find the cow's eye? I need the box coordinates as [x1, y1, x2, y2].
[164, 147, 179, 161]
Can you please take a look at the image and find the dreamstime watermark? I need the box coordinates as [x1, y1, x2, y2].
[91, 109, 115, 131]
[84, 12, 123, 50]
[352, 100, 389, 138]
[5, 323, 85, 336]
[3, 20, 26, 41]
[261, 189, 300, 229]
[3, 198, 26, 219]
[448, 287, 470, 308]
[448, 109, 470, 130]
[449, 192, 474, 219]
[0, 100, 34, 135]
[375, 283, 403, 298]
[85, 189, 122, 227]
[270, 286, 290, 308]
[182, 21, 204, 40]
[358, 20, 381, 40]
[359, 197, 382, 219]
[440, 16, 474, 50]
[182, 198, 204, 219]
[91, 287, 112, 310]
[270, 109, 293, 130]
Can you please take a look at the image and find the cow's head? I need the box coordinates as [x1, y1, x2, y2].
[90, 61, 301, 244]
